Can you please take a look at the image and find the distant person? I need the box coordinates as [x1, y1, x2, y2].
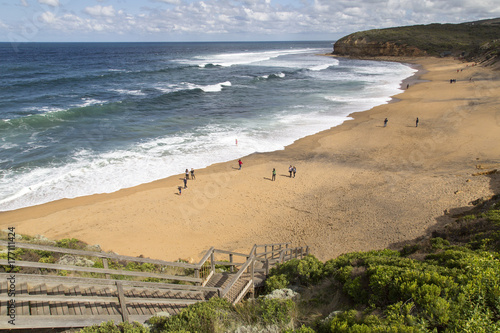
[185, 168, 189, 180]
[292, 166, 296, 178]
[384, 118, 388, 127]
[178, 186, 182, 195]
[238, 159, 242, 170]
[406, 83, 409, 89]
[289, 165, 293, 177]
[183, 177, 187, 189]
[191, 168, 195, 180]
[416, 117, 419, 127]
[272, 168, 276, 181]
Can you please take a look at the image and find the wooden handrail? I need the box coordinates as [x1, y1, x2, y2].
[254, 242, 291, 248]
[0, 260, 202, 283]
[221, 245, 257, 298]
[213, 249, 248, 257]
[0, 240, 199, 269]
[0, 273, 218, 292]
[196, 247, 215, 268]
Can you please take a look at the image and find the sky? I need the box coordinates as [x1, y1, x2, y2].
[1, 0, 499, 42]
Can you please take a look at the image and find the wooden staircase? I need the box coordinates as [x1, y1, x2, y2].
[0, 241, 308, 329]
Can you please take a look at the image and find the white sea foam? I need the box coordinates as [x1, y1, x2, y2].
[111, 89, 146, 96]
[0, 53, 417, 212]
[177, 48, 316, 67]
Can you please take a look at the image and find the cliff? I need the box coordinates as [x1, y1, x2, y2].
[333, 19, 500, 60]
[333, 36, 427, 57]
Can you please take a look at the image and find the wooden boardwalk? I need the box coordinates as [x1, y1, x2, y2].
[0, 241, 308, 329]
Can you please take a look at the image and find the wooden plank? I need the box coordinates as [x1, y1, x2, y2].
[85, 286, 100, 316]
[29, 284, 44, 316]
[72, 286, 85, 316]
[0, 260, 201, 283]
[126, 289, 139, 316]
[0, 314, 125, 329]
[130, 289, 147, 316]
[139, 289, 157, 315]
[17, 282, 29, 316]
[96, 287, 112, 316]
[1, 281, 8, 316]
[57, 285, 69, 316]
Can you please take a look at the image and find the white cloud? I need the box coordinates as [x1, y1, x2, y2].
[0, 19, 9, 29]
[12, 0, 500, 41]
[152, 0, 182, 4]
[38, 0, 60, 7]
[84, 5, 116, 17]
[40, 11, 56, 23]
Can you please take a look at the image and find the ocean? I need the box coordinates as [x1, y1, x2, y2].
[0, 41, 416, 212]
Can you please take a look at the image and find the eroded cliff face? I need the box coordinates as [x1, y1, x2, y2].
[333, 36, 427, 57]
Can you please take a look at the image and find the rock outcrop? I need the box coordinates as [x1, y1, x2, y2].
[333, 36, 427, 57]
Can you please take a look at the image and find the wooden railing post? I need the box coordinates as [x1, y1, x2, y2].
[265, 259, 269, 275]
[264, 246, 267, 259]
[103, 258, 110, 279]
[210, 251, 215, 274]
[116, 281, 129, 323]
[229, 254, 234, 273]
[194, 268, 200, 286]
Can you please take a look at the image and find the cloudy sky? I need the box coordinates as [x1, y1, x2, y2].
[1, 0, 499, 42]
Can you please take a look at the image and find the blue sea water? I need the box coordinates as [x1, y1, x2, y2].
[0, 41, 416, 211]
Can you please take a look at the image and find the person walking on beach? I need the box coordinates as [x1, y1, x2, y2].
[185, 169, 189, 180]
[416, 117, 419, 127]
[272, 168, 276, 181]
[292, 166, 296, 178]
[178, 186, 182, 195]
[384, 118, 388, 127]
[238, 159, 242, 170]
[289, 165, 293, 177]
[190, 168, 195, 180]
[183, 177, 187, 189]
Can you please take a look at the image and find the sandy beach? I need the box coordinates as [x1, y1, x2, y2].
[1, 57, 499, 262]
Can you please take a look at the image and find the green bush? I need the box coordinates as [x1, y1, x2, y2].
[79, 320, 149, 333]
[260, 298, 295, 326]
[147, 297, 231, 332]
[265, 273, 289, 293]
[430, 237, 450, 250]
[55, 238, 86, 249]
[268, 255, 324, 288]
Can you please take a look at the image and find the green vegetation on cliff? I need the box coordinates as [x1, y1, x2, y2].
[333, 18, 500, 59]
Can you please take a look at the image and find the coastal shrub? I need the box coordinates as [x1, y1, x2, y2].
[265, 274, 289, 293]
[260, 298, 296, 326]
[79, 320, 149, 333]
[430, 237, 450, 250]
[267, 255, 324, 288]
[56, 238, 87, 249]
[284, 325, 316, 333]
[487, 209, 500, 224]
[125, 262, 158, 273]
[147, 297, 231, 332]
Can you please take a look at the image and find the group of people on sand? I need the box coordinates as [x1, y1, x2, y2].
[383, 117, 420, 127]
[178, 168, 195, 195]
[271, 165, 296, 181]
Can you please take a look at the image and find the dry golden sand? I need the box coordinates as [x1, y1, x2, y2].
[1, 57, 500, 262]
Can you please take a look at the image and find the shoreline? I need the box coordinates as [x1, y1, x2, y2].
[0, 57, 419, 216]
[1, 56, 499, 262]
